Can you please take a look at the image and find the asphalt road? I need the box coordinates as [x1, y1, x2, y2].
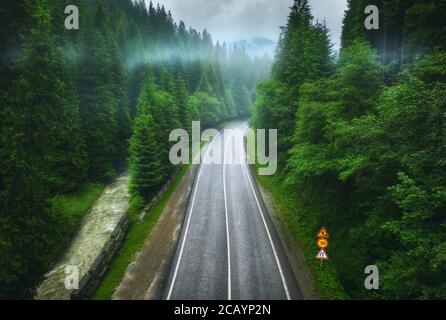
[164, 122, 301, 300]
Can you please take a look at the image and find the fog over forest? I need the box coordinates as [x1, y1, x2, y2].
[152, 0, 348, 54]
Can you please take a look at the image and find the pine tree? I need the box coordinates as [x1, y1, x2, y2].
[272, 0, 313, 85]
[173, 77, 192, 132]
[231, 79, 252, 118]
[78, 1, 119, 180]
[255, 0, 333, 160]
[341, 0, 367, 49]
[129, 114, 164, 210]
[0, 0, 273, 298]
[0, 0, 87, 298]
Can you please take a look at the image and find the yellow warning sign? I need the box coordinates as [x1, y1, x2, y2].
[315, 227, 330, 264]
[317, 238, 329, 249]
[317, 227, 330, 239]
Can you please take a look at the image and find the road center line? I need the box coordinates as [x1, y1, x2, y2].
[166, 135, 218, 300]
[240, 126, 292, 300]
[223, 129, 232, 300]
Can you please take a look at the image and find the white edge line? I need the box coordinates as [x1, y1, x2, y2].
[241, 126, 292, 300]
[223, 129, 232, 300]
[166, 136, 218, 300]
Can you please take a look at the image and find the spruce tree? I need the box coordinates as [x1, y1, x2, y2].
[78, 1, 119, 180]
[129, 114, 164, 209]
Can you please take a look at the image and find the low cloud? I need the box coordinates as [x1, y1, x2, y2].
[151, 0, 347, 49]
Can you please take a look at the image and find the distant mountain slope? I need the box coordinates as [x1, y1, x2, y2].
[232, 37, 276, 57]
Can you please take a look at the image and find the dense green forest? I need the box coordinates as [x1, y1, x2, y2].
[2, 0, 445, 301]
[252, 0, 446, 299]
[0, 0, 271, 298]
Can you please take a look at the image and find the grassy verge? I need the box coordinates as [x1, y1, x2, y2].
[51, 183, 105, 218]
[254, 169, 348, 300]
[92, 165, 190, 300]
[50, 183, 105, 258]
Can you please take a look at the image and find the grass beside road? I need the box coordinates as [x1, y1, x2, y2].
[254, 169, 348, 300]
[92, 164, 190, 300]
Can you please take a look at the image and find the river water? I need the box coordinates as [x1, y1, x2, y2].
[36, 174, 129, 300]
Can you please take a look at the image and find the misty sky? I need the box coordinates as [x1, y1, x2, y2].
[150, 0, 348, 50]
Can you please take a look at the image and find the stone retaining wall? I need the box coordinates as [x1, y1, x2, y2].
[72, 214, 130, 299]
[36, 174, 130, 300]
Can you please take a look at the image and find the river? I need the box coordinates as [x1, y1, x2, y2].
[36, 174, 129, 300]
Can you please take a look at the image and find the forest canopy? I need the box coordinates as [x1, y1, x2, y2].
[1, 0, 445, 300]
[0, 0, 271, 298]
[252, 0, 446, 299]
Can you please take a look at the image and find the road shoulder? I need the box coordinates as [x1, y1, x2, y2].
[112, 163, 199, 300]
[251, 168, 320, 300]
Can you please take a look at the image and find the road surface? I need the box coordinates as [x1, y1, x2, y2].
[164, 122, 301, 300]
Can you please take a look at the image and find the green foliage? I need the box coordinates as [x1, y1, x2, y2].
[50, 184, 104, 219]
[254, 0, 334, 158]
[0, 0, 270, 298]
[49, 183, 105, 247]
[187, 92, 223, 128]
[286, 45, 446, 299]
[255, 172, 348, 300]
[252, 0, 446, 300]
[230, 81, 252, 118]
[251, 79, 294, 161]
[404, 0, 446, 57]
[342, 0, 446, 68]
[366, 57, 446, 299]
[129, 114, 164, 211]
[0, 0, 88, 298]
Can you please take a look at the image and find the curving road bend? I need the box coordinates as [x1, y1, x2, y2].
[164, 122, 301, 300]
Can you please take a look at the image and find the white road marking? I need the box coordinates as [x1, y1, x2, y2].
[240, 126, 292, 300]
[167, 123, 290, 300]
[166, 135, 218, 300]
[223, 129, 232, 300]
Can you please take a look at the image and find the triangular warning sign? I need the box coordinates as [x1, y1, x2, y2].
[317, 227, 330, 239]
[315, 249, 329, 260]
